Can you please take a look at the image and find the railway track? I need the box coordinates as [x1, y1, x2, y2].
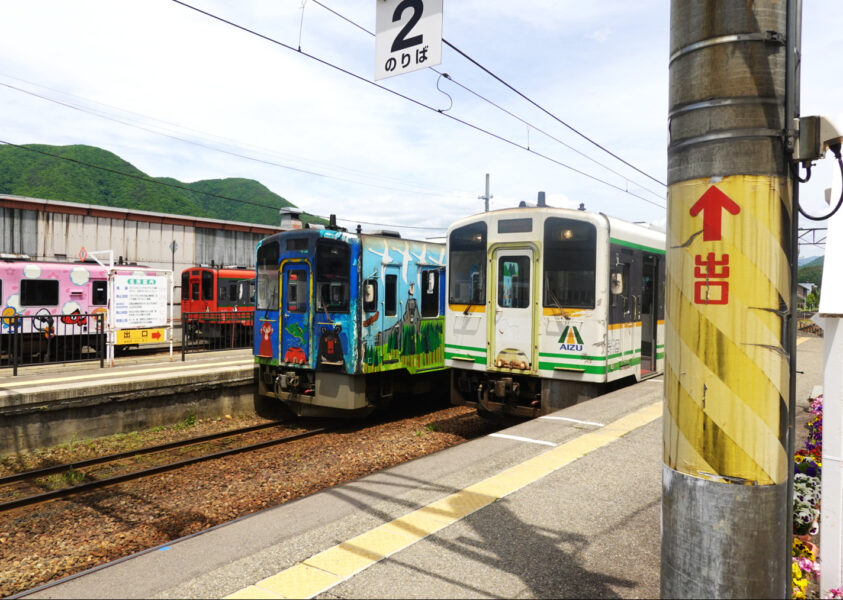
[0, 421, 329, 512]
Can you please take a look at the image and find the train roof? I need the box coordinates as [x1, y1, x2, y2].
[447, 205, 665, 251]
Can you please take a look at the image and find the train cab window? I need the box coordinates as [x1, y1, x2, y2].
[201, 271, 214, 301]
[257, 241, 280, 310]
[543, 218, 596, 309]
[363, 279, 378, 313]
[498, 257, 530, 308]
[449, 222, 487, 305]
[315, 240, 349, 312]
[421, 269, 440, 317]
[287, 269, 308, 313]
[385, 274, 398, 316]
[21, 279, 59, 306]
[92, 280, 107, 306]
[191, 282, 199, 301]
[181, 271, 190, 300]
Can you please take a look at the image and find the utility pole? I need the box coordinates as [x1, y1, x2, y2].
[479, 173, 492, 212]
[661, 1, 797, 597]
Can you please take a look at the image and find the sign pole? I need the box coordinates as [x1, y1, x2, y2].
[661, 1, 797, 596]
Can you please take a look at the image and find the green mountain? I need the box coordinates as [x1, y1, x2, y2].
[798, 256, 824, 287]
[0, 144, 297, 227]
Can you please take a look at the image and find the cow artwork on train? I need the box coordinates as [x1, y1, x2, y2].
[253, 224, 446, 417]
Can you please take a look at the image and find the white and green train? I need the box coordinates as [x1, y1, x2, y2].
[445, 201, 665, 417]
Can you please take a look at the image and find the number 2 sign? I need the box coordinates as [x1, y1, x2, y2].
[375, 0, 443, 81]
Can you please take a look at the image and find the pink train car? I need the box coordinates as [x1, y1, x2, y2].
[0, 257, 155, 360]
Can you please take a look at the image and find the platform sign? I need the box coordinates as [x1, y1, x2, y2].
[375, 0, 442, 81]
[116, 328, 167, 345]
[111, 275, 169, 329]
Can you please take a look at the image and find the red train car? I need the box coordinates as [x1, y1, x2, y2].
[181, 267, 255, 343]
[181, 267, 255, 313]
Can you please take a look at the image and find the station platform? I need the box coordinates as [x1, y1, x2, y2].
[0, 349, 256, 454]
[10, 336, 825, 598]
[19, 378, 666, 599]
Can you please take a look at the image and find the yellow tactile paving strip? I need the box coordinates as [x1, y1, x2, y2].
[225, 400, 663, 599]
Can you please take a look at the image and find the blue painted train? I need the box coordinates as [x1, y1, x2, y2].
[253, 225, 447, 416]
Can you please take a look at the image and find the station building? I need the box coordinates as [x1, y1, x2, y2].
[0, 194, 284, 276]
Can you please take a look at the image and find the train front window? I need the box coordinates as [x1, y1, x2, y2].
[181, 272, 189, 300]
[287, 269, 308, 313]
[498, 257, 530, 309]
[543, 218, 596, 309]
[449, 222, 486, 305]
[316, 240, 349, 312]
[256, 241, 280, 310]
[201, 271, 214, 301]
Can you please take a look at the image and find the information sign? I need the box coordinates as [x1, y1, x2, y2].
[375, 0, 442, 81]
[112, 275, 169, 329]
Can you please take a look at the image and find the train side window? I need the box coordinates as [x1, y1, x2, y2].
[92, 280, 107, 305]
[21, 280, 59, 306]
[363, 279, 378, 313]
[181, 272, 189, 300]
[421, 269, 439, 317]
[385, 274, 397, 316]
[201, 271, 214, 301]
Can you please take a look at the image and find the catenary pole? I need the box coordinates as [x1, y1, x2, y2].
[661, 1, 798, 597]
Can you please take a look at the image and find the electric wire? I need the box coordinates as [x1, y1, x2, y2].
[0, 140, 449, 232]
[170, 0, 665, 210]
[0, 79, 466, 198]
[310, 0, 666, 202]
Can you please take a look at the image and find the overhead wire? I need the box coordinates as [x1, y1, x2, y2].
[0, 78, 468, 198]
[310, 0, 666, 203]
[169, 0, 665, 209]
[0, 139, 449, 231]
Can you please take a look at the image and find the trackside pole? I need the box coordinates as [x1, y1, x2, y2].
[661, 1, 797, 596]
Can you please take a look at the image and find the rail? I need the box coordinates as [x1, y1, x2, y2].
[181, 310, 254, 359]
[0, 312, 105, 375]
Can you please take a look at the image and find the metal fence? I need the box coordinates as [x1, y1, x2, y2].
[1, 313, 105, 375]
[181, 311, 254, 359]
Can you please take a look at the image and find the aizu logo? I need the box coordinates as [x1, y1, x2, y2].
[558, 326, 584, 352]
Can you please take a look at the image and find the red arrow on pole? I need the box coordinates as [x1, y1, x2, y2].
[689, 186, 741, 242]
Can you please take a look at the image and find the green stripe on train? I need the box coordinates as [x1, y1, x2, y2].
[444, 343, 487, 354]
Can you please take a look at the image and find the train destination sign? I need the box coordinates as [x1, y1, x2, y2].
[111, 274, 168, 329]
[375, 0, 442, 81]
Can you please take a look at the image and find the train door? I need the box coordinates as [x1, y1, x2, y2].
[280, 262, 310, 365]
[610, 247, 636, 370]
[640, 254, 658, 374]
[491, 248, 534, 370]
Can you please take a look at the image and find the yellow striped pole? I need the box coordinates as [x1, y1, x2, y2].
[662, 1, 798, 596]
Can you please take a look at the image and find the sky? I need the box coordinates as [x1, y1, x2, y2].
[0, 1, 840, 258]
